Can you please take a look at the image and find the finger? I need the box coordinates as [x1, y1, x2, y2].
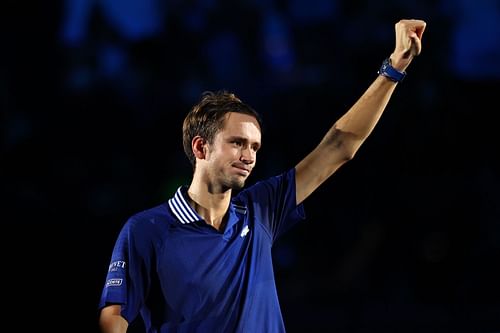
[415, 21, 426, 40]
[410, 36, 422, 56]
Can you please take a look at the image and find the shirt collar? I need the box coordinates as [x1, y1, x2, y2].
[167, 186, 248, 225]
[167, 186, 203, 224]
[232, 203, 247, 215]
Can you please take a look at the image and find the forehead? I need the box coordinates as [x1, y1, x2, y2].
[220, 112, 261, 140]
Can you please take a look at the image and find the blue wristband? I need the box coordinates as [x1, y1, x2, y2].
[378, 57, 406, 83]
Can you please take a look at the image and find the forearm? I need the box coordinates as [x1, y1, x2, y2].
[329, 74, 398, 156]
[295, 19, 426, 204]
[326, 18, 425, 156]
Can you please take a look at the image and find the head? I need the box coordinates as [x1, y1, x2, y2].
[182, 90, 263, 190]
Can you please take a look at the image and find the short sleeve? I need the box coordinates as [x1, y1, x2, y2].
[238, 168, 306, 243]
[98, 218, 154, 323]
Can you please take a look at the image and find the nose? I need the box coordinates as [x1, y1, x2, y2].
[240, 146, 255, 165]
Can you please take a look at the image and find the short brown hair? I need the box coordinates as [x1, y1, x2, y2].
[182, 90, 263, 168]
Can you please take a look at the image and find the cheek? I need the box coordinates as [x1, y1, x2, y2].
[208, 146, 235, 162]
[220, 145, 239, 157]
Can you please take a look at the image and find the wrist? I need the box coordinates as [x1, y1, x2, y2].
[378, 57, 406, 83]
[389, 52, 411, 71]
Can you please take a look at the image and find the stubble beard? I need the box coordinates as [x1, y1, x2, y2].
[222, 174, 246, 191]
[211, 163, 250, 192]
[217, 167, 248, 191]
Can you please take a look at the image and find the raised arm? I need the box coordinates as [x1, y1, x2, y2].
[295, 19, 426, 204]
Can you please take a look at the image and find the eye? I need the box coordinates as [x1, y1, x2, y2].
[232, 140, 243, 147]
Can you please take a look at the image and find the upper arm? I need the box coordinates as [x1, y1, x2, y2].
[295, 128, 358, 205]
[99, 304, 128, 333]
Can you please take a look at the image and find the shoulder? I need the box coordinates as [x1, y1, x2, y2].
[122, 202, 173, 236]
[237, 168, 296, 201]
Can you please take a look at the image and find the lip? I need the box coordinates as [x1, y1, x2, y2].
[232, 165, 250, 175]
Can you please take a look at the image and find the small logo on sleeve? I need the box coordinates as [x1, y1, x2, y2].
[106, 278, 123, 287]
[240, 225, 250, 237]
[108, 260, 126, 272]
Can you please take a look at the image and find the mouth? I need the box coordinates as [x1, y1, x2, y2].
[232, 164, 251, 176]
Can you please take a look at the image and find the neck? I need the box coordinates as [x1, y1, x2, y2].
[187, 176, 232, 231]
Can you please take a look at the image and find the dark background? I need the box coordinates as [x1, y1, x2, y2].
[4, 0, 500, 332]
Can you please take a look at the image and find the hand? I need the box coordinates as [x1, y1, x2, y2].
[391, 19, 426, 71]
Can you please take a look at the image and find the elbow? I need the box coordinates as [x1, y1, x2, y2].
[343, 138, 364, 161]
[338, 143, 359, 162]
[343, 147, 357, 161]
[339, 137, 364, 162]
[330, 137, 361, 162]
[322, 126, 363, 162]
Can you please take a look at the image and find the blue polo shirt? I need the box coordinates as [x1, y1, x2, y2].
[99, 168, 305, 332]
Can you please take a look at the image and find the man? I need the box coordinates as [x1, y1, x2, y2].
[99, 19, 426, 333]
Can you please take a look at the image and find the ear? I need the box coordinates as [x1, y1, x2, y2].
[192, 136, 207, 160]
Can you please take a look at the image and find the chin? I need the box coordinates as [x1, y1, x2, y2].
[231, 180, 245, 190]
[226, 177, 246, 190]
